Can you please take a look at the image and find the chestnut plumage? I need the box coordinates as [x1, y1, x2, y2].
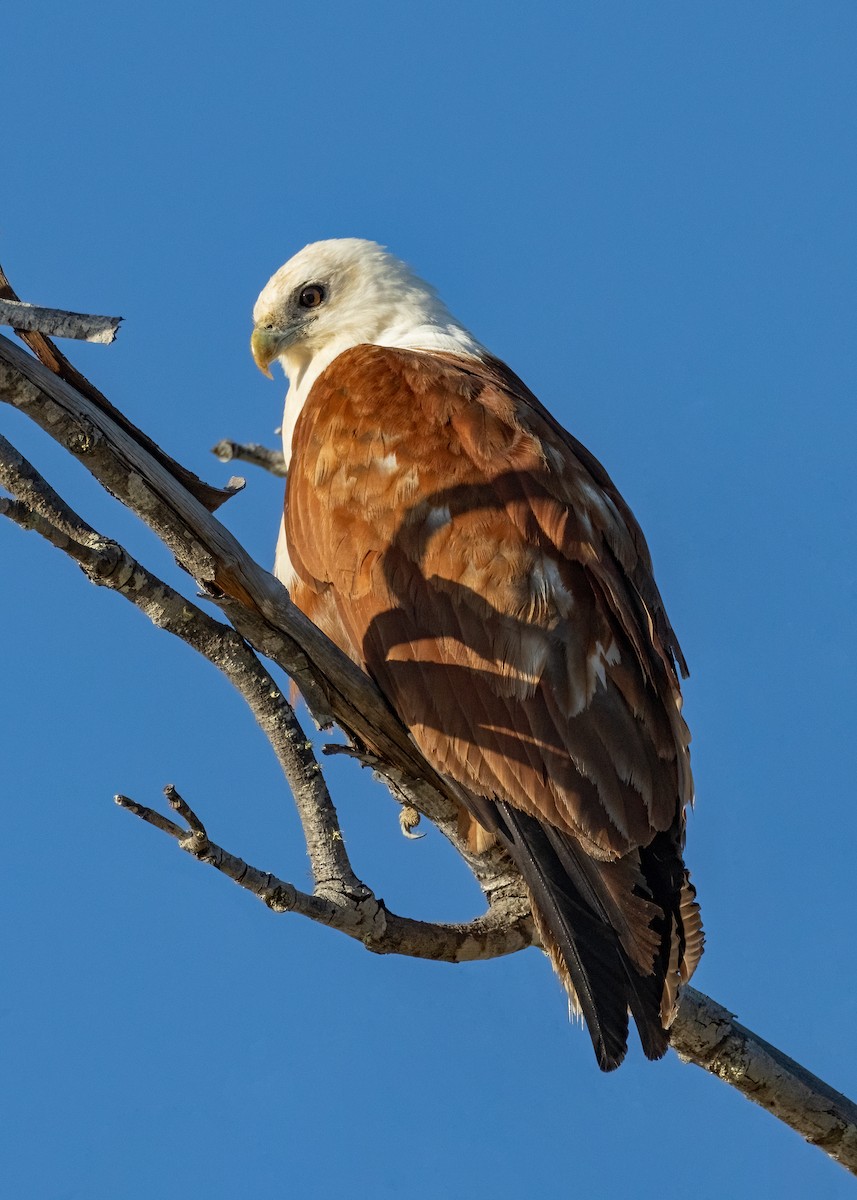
[253, 240, 703, 1070]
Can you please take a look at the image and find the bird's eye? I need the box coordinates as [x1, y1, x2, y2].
[298, 284, 326, 309]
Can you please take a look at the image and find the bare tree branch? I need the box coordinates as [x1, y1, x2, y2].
[0, 433, 358, 894]
[672, 989, 857, 1174]
[0, 436, 528, 960]
[0, 297, 122, 343]
[0, 329, 514, 893]
[2, 290, 856, 1176]
[212, 438, 287, 477]
[0, 414, 517, 902]
[0, 261, 237, 514]
[115, 786, 535, 963]
[0, 330, 399, 733]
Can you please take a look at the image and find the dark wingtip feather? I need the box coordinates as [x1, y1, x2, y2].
[496, 803, 636, 1070]
[494, 802, 690, 1071]
[531, 905, 629, 1071]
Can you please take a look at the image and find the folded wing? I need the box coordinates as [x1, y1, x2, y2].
[283, 343, 703, 1069]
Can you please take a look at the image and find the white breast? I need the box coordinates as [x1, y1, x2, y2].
[273, 514, 299, 590]
[280, 383, 304, 471]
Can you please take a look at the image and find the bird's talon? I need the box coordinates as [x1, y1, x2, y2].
[399, 805, 424, 839]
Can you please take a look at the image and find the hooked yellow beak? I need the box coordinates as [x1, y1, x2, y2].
[250, 327, 285, 379]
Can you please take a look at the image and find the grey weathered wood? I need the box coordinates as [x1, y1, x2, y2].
[672, 988, 857, 1174]
[211, 438, 287, 477]
[0, 297, 122, 343]
[2, 325, 855, 1176]
[113, 787, 534, 963]
[0, 331, 521, 904]
[0, 433, 533, 963]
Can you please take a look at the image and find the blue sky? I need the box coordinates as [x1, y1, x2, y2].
[3, 3, 856, 1196]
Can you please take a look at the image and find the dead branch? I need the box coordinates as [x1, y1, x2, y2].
[1, 290, 855, 1176]
[115, 786, 534, 963]
[0, 433, 531, 956]
[0, 433, 354, 892]
[0, 262, 236, 514]
[0, 329, 522, 906]
[0, 296, 122, 343]
[0, 331, 402, 733]
[0, 395, 518, 903]
[212, 438, 287, 477]
[672, 989, 857, 1173]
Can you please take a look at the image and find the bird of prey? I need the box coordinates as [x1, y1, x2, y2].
[251, 238, 703, 1070]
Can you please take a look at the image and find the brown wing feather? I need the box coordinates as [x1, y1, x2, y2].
[283, 343, 702, 1067]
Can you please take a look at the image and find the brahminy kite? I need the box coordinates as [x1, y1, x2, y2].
[250, 238, 703, 1071]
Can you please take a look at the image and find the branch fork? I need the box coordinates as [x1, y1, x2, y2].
[2, 272, 856, 1176]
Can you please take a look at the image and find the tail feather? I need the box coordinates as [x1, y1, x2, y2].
[497, 803, 632, 1070]
[543, 822, 671, 1063]
[494, 801, 699, 1070]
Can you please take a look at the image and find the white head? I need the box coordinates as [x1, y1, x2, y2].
[251, 238, 483, 391]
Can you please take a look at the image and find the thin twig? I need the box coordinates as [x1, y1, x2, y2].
[0, 432, 103, 545]
[164, 783, 207, 836]
[116, 786, 534, 962]
[211, 438, 287, 478]
[115, 789, 333, 921]
[0, 261, 236, 514]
